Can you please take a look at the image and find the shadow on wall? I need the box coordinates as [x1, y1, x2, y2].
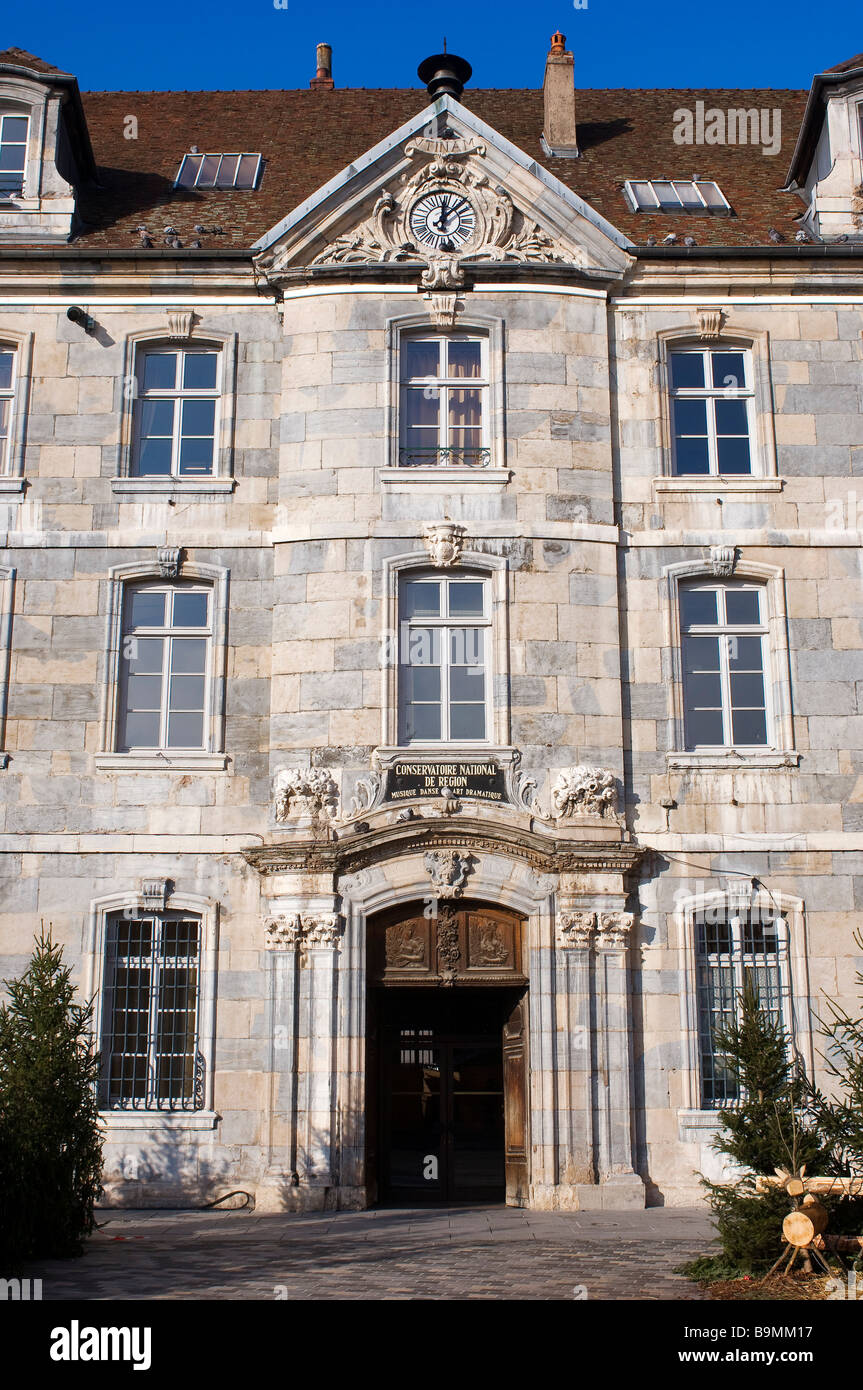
[97, 1102, 367, 1213]
[98, 1119, 249, 1211]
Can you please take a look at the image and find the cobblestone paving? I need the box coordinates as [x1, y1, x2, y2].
[28, 1206, 713, 1301]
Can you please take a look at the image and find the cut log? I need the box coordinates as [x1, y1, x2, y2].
[783, 1202, 828, 1248]
[813, 1233, 863, 1254]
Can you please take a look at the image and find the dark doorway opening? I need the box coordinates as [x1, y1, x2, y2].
[373, 987, 525, 1205]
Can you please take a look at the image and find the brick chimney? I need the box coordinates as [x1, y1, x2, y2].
[541, 31, 578, 157]
[310, 42, 334, 90]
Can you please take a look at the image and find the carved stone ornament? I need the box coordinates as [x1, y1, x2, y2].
[424, 291, 461, 327]
[551, 766, 618, 820]
[708, 544, 738, 578]
[157, 546, 182, 579]
[424, 849, 473, 898]
[596, 910, 635, 951]
[166, 310, 196, 341]
[696, 307, 725, 339]
[273, 767, 339, 822]
[557, 909, 596, 949]
[308, 135, 585, 286]
[140, 878, 170, 910]
[423, 522, 466, 568]
[302, 913, 343, 948]
[264, 912, 343, 951]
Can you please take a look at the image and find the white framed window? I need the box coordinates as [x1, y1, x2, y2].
[398, 573, 492, 743]
[118, 583, 212, 752]
[663, 561, 796, 769]
[669, 346, 754, 476]
[0, 346, 14, 470]
[680, 581, 769, 749]
[624, 178, 730, 214]
[399, 333, 489, 468]
[132, 347, 221, 479]
[99, 910, 204, 1112]
[0, 112, 28, 198]
[97, 562, 228, 771]
[175, 152, 261, 189]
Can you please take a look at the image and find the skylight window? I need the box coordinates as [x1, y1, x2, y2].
[175, 153, 261, 189]
[624, 179, 731, 214]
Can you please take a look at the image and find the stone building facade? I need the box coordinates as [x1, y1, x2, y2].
[0, 38, 862, 1209]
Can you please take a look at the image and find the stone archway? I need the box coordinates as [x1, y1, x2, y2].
[366, 898, 529, 1205]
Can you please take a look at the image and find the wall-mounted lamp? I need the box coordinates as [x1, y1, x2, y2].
[67, 306, 95, 333]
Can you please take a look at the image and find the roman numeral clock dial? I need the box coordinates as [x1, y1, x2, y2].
[409, 192, 477, 252]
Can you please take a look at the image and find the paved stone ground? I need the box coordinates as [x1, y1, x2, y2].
[28, 1206, 713, 1301]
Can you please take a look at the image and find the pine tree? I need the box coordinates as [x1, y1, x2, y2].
[0, 931, 103, 1264]
[710, 974, 835, 1175]
[807, 929, 863, 1172]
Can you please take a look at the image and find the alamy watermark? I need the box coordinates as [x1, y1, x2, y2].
[673, 103, 781, 157]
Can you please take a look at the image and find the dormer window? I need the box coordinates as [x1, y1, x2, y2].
[624, 179, 730, 214]
[0, 113, 28, 197]
[175, 153, 261, 189]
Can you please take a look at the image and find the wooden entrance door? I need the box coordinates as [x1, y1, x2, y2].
[367, 901, 529, 1206]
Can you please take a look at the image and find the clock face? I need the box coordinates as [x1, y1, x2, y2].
[409, 191, 477, 251]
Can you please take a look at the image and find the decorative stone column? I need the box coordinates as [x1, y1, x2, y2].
[593, 910, 644, 1207]
[554, 909, 596, 1203]
[260, 913, 303, 1208]
[295, 913, 344, 1195]
[257, 906, 345, 1212]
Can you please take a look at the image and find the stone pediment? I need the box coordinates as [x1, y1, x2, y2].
[253, 96, 632, 287]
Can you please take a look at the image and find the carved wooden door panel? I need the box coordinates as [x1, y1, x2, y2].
[369, 900, 526, 986]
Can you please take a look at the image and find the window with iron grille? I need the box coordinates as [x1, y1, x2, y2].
[0, 113, 28, 198]
[398, 573, 491, 743]
[132, 347, 221, 478]
[0, 347, 15, 472]
[399, 334, 489, 468]
[118, 583, 212, 751]
[669, 347, 754, 476]
[696, 909, 790, 1108]
[99, 912, 203, 1111]
[680, 581, 769, 749]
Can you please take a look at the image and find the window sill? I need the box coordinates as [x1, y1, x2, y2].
[667, 750, 799, 770]
[95, 753, 229, 772]
[380, 467, 511, 486]
[99, 1110, 218, 1131]
[653, 476, 783, 494]
[0, 477, 25, 494]
[111, 478, 236, 497]
[678, 1109, 723, 1142]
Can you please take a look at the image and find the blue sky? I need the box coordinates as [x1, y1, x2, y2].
[8, 0, 861, 92]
